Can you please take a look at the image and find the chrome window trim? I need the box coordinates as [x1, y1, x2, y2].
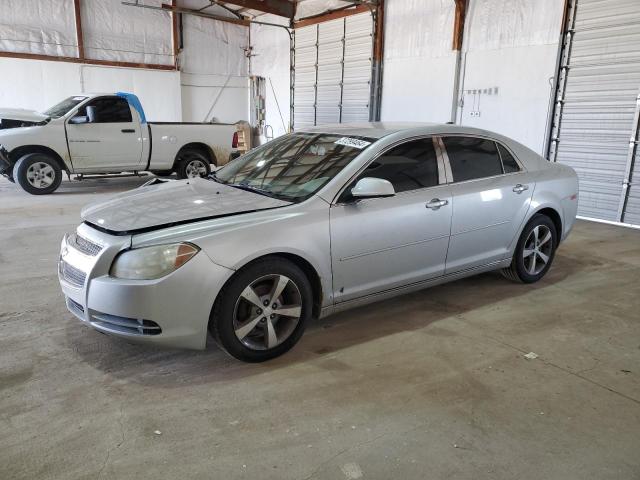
[331, 134, 446, 205]
[437, 134, 526, 186]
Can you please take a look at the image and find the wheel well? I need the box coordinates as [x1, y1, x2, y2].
[174, 143, 217, 168]
[218, 253, 324, 319]
[9, 145, 67, 172]
[536, 207, 563, 243]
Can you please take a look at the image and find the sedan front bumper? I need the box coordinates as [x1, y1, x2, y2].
[59, 223, 234, 350]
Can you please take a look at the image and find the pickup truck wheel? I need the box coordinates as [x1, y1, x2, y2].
[176, 149, 211, 179]
[13, 153, 63, 195]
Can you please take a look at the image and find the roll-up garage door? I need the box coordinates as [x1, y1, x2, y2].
[293, 12, 373, 129]
[548, 0, 640, 225]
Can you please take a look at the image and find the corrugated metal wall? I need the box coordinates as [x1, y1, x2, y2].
[293, 12, 373, 129]
[549, 0, 640, 225]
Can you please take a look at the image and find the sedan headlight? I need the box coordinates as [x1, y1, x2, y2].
[110, 243, 199, 280]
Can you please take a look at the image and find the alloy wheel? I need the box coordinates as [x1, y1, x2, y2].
[522, 225, 553, 275]
[184, 158, 207, 178]
[233, 274, 303, 351]
[26, 162, 56, 188]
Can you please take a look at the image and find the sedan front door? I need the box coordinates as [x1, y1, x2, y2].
[440, 136, 534, 274]
[330, 138, 453, 303]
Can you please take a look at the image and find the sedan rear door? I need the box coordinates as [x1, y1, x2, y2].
[440, 136, 534, 274]
[330, 137, 452, 303]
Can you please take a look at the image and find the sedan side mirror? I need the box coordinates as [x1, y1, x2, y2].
[351, 177, 395, 199]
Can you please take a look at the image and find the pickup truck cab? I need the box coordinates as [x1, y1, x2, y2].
[0, 93, 238, 194]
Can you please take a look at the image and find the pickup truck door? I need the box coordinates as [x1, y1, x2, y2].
[66, 96, 144, 172]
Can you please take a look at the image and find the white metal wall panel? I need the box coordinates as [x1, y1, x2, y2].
[625, 147, 640, 224]
[317, 19, 344, 124]
[293, 12, 373, 128]
[294, 25, 318, 128]
[550, 0, 640, 223]
[343, 13, 374, 122]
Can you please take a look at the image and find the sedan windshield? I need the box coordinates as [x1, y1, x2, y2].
[42, 96, 88, 118]
[214, 132, 374, 202]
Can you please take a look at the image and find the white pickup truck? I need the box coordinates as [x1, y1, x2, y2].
[0, 93, 239, 194]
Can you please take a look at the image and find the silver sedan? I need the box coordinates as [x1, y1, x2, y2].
[59, 123, 579, 362]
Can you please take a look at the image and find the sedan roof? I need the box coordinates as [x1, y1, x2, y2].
[296, 122, 511, 140]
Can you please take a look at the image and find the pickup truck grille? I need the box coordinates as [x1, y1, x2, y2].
[69, 233, 103, 256]
[59, 261, 86, 288]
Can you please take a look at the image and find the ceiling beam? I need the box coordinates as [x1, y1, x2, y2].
[160, 3, 250, 26]
[294, 4, 370, 29]
[216, 0, 295, 18]
[0, 51, 176, 70]
[73, 0, 85, 60]
[452, 0, 466, 50]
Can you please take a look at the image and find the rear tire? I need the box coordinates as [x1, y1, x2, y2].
[502, 214, 558, 283]
[175, 148, 211, 179]
[13, 153, 63, 195]
[209, 257, 312, 362]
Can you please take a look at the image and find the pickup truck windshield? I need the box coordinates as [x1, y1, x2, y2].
[214, 132, 373, 202]
[42, 96, 88, 118]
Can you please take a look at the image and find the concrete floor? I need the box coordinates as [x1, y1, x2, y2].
[1, 175, 639, 480]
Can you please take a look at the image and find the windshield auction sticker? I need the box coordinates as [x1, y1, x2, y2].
[334, 137, 371, 149]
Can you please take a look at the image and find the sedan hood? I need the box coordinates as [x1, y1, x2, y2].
[81, 178, 293, 234]
[0, 108, 49, 122]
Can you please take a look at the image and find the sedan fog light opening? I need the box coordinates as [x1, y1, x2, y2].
[110, 243, 200, 280]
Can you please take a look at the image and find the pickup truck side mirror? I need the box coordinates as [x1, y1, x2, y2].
[86, 106, 97, 123]
[69, 105, 98, 125]
[69, 115, 89, 124]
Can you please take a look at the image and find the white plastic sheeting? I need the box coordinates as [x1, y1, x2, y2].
[295, 0, 354, 19]
[179, 13, 249, 122]
[250, 14, 291, 136]
[0, 57, 182, 121]
[180, 13, 248, 75]
[0, 0, 77, 57]
[457, 0, 564, 152]
[82, 0, 173, 65]
[465, 0, 564, 50]
[380, 0, 457, 123]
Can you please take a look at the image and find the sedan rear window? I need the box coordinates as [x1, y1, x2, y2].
[443, 137, 503, 182]
[497, 143, 521, 173]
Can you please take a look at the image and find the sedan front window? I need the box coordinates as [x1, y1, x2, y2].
[215, 133, 373, 202]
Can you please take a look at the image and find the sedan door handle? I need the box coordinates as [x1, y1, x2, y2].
[121, 129, 136, 133]
[513, 184, 529, 194]
[426, 198, 448, 210]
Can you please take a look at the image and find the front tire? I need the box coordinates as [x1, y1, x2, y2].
[13, 153, 63, 195]
[175, 148, 211, 179]
[210, 257, 312, 362]
[502, 214, 558, 283]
